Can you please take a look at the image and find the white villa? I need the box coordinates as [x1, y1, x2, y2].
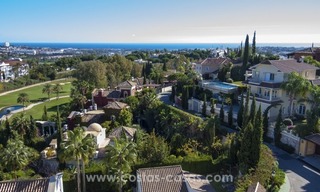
[0, 60, 29, 82]
[244, 59, 319, 121]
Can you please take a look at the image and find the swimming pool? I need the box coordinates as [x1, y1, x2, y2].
[0, 105, 24, 118]
[202, 81, 238, 93]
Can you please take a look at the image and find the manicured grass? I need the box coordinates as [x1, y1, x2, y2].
[10, 97, 71, 120]
[0, 79, 73, 108]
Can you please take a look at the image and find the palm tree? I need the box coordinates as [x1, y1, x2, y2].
[105, 138, 137, 192]
[42, 83, 53, 100]
[11, 113, 30, 135]
[17, 92, 29, 110]
[299, 86, 320, 110]
[0, 138, 39, 176]
[60, 127, 96, 192]
[281, 72, 311, 117]
[53, 83, 63, 99]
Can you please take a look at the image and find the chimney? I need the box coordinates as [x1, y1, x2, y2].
[98, 88, 103, 96]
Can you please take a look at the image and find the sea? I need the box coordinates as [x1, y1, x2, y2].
[8, 42, 311, 50]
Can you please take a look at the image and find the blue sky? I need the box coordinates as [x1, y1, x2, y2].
[1, 0, 320, 43]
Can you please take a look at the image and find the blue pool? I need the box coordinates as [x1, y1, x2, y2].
[0, 105, 24, 118]
[202, 81, 238, 94]
[210, 82, 238, 89]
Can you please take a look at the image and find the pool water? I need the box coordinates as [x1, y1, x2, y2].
[0, 105, 24, 118]
[203, 82, 238, 89]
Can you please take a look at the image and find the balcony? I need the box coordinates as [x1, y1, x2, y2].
[244, 78, 282, 88]
[239, 93, 283, 104]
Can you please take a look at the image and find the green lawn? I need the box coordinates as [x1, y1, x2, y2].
[0, 79, 73, 108]
[10, 97, 71, 120]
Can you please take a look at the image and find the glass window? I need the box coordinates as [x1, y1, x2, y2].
[299, 104, 306, 115]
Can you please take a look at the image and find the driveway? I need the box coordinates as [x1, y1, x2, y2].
[266, 144, 320, 192]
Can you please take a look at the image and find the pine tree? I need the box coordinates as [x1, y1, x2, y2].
[202, 94, 207, 117]
[241, 35, 250, 78]
[249, 95, 256, 123]
[228, 104, 233, 127]
[274, 107, 283, 146]
[252, 31, 256, 55]
[42, 105, 48, 121]
[237, 94, 244, 128]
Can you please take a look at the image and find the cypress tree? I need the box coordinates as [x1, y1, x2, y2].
[210, 98, 215, 115]
[143, 73, 146, 84]
[202, 94, 207, 116]
[237, 94, 244, 128]
[274, 107, 283, 146]
[242, 88, 250, 130]
[241, 35, 250, 78]
[228, 104, 233, 127]
[4, 117, 11, 145]
[263, 108, 269, 139]
[252, 31, 256, 55]
[238, 122, 254, 174]
[251, 105, 263, 167]
[42, 105, 48, 121]
[249, 95, 256, 123]
[57, 106, 63, 152]
[141, 64, 145, 77]
[29, 115, 38, 139]
[162, 62, 167, 71]
[181, 86, 189, 110]
[220, 103, 225, 123]
[170, 85, 176, 102]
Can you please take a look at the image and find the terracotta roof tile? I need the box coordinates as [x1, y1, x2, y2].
[137, 165, 188, 192]
[0, 178, 49, 192]
[260, 60, 318, 73]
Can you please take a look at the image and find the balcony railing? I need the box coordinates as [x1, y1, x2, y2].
[239, 93, 282, 104]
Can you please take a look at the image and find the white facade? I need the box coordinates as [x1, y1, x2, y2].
[0, 62, 12, 81]
[245, 61, 316, 120]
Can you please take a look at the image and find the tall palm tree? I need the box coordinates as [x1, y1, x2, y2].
[17, 92, 29, 110]
[42, 83, 53, 100]
[105, 138, 137, 192]
[0, 138, 39, 175]
[281, 72, 311, 117]
[53, 83, 63, 99]
[60, 127, 96, 192]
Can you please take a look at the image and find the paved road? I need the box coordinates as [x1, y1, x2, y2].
[266, 144, 320, 192]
